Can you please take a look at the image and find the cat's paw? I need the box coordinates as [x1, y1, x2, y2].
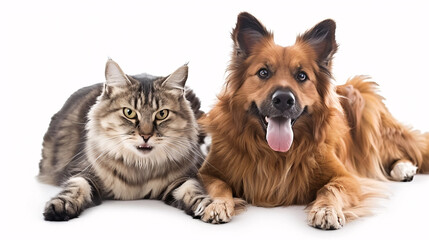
[307, 206, 345, 230]
[390, 161, 417, 182]
[201, 198, 234, 224]
[43, 197, 81, 221]
[192, 196, 212, 217]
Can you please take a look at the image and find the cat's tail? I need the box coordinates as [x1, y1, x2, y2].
[185, 87, 204, 120]
[185, 87, 211, 155]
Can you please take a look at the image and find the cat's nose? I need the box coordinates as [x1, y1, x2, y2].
[141, 135, 152, 143]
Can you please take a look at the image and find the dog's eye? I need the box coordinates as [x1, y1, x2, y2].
[257, 68, 270, 79]
[296, 71, 308, 82]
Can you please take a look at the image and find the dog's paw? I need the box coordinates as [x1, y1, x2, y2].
[201, 198, 234, 224]
[390, 161, 417, 182]
[43, 197, 81, 221]
[308, 206, 345, 230]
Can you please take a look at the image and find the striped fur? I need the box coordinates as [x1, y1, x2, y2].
[39, 60, 211, 221]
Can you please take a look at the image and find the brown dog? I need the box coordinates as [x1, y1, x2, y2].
[199, 12, 429, 229]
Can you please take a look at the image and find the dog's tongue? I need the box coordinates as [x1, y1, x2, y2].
[266, 117, 293, 152]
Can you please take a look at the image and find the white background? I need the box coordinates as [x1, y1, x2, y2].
[1, 0, 429, 239]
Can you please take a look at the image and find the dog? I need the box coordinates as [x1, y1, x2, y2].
[198, 12, 429, 229]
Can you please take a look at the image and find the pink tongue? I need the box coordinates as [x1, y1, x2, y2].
[266, 117, 293, 152]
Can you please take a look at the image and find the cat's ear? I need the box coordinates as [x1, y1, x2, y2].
[104, 59, 135, 95]
[161, 64, 188, 90]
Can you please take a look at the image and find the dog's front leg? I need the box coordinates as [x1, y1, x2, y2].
[307, 175, 361, 230]
[199, 173, 236, 223]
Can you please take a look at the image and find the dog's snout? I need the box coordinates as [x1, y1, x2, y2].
[272, 90, 295, 111]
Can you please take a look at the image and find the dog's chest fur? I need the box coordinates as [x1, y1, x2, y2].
[201, 104, 347, 207]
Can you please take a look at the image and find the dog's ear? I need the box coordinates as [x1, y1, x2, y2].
[299, 19, 338, 67]
[232, 12, 271, 58]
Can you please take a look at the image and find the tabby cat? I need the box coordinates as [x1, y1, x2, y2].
[38, 59, 211, 221]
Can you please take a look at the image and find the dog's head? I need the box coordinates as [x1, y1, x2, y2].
[225, 12, 338, 152]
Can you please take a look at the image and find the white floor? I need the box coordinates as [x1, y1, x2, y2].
[2, 0, 429, 239]
[4, 173, 429, 240]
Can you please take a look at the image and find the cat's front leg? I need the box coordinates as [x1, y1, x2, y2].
[43, 176, 102, 221]
[163, 178, 212, 220]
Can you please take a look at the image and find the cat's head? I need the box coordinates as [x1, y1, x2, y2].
[87, 59, 199, 168]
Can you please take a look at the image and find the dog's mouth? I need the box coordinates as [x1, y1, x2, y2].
[261, 115, 299, 128]
[262, 116, 294, 152]
[251, 103, 306, 153]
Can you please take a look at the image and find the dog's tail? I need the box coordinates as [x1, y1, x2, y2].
[418, 133, 429, 173]
[337, 76, 429, 178]
[305, 176, 388, 226]
[336, 76, 389, 180]
[233, 198, 248, 215]
[342, 177, 389, 222]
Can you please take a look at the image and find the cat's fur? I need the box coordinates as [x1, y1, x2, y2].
[38, 59, 211, 221]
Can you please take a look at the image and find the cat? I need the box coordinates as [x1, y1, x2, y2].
[38, 59, 211, 221]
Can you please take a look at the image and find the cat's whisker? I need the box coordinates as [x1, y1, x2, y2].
[60, 135, 127, 167]
[79, 135, 133, 175]
[160, 141, 205, 168]
[68, 120, 88, 125]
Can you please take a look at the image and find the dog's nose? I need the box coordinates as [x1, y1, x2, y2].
[272, 90, 295, 111]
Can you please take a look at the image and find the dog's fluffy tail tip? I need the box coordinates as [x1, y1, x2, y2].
[344, 177, 390, 222]
[233, 198, 248, 215]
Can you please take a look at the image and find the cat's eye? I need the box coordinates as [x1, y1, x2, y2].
[155, 109, 169, 120]
[123, 108, 137, 119]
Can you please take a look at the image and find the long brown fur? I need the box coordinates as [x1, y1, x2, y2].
[337, 77, 429, 179]
[198, 12, 429, 228]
